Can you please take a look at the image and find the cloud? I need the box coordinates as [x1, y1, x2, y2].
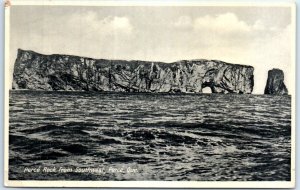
[68, 12, 133, 36]
[173, 16, 192, 28]
[193, 13, 251, 34]
[253, 20, 266, 31]
[173, 13, 274, 42]
[24, 11, 134, 56]
[173, 13, 270, 33]
[109, 17, 133, 31]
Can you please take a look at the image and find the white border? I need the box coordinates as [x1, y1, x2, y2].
[7, 0, 296, 7]
[4, 1, 10, 188]
[4, 0, 296, 188]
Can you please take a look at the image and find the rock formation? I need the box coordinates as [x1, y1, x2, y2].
[12, 49, 254, 94]
[264, 68, 288, 95]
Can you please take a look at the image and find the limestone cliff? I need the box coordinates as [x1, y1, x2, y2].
[264, 69, 288, 95]
[12, 49, 254, 94]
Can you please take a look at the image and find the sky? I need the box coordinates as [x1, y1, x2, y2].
[9, 5, 293, 94]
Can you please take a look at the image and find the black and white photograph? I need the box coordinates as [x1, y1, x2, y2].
[4, 0, 295, 188]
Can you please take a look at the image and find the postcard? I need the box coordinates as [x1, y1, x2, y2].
[4, 0, 296, 188]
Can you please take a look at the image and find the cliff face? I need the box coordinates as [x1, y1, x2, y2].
[264, 69, 288, 95]
[13, 49, 254, 94]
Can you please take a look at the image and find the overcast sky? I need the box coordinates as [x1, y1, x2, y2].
[9, 5, 293, 94]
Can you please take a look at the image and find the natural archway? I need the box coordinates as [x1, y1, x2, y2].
[202, 86, 212, 94]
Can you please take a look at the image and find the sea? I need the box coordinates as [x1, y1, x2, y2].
[9, 90, 291, 181]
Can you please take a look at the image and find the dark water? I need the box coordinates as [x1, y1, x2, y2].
[9, 90, 291, 181]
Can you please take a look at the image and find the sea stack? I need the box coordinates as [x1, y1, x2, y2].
[264, 68, 288, 95]
[12, 49, 254, 94]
